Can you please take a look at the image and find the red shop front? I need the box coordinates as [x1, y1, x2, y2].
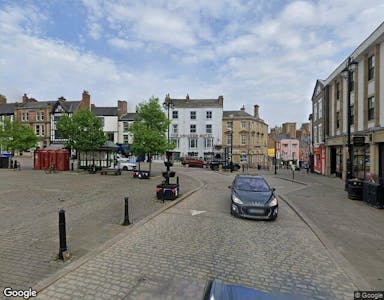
[34, 149, 70, 171]
[313, 146, 325, 175]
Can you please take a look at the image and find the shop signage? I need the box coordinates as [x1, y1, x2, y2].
[353, 136, 365, 146]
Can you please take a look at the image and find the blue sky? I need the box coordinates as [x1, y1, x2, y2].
[0, 0, 383, 128]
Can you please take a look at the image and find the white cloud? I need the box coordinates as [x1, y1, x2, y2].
[108, 38, 144, 50]
[1, 0, 384, 128]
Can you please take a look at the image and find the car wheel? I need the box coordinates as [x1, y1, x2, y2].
[123, 166, 128, 171]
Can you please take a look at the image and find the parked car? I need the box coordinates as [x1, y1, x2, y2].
[229, 175, 278, 221]
[209, 159, 240, 171]
[118, 159, 137, 171]
[181, 158, 208, 168]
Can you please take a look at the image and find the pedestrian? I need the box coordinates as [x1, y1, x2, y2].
[306, 164, 309, 174]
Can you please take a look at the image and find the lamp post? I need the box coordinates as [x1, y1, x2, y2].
[274, 141, 277, 175]
[163, 94, 174, 176]
[342, 57, 358, 189]
[163, 94, 174, 144]
[228, 115, 234, 172]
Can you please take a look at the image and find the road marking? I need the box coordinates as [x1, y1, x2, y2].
[190, 210, 206, 216]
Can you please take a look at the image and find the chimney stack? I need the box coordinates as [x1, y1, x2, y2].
[254, 105, 259, 119]
[22, 93, 28, 103]
[186, 94, 190, 102]
[118, 100, 127, 116]
[80, 90, 91, 110]
[0, 94, 6, 104]
[218, 95, 224, 107]
[240, 105, 245, 111]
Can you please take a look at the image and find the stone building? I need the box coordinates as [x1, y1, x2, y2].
[223, 105, 268, 168]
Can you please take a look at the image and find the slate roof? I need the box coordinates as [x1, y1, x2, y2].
[0, 103, 16, 115]
[223, 110, 253, 118]
[91, 107, 119, 116]
[17, 101, 56, 109]
[59, 100, 81, 113]
[171, 99, 223, 108]
[119, 113, 136, 121]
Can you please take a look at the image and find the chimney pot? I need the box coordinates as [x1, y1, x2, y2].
[254, 105, 259, 119]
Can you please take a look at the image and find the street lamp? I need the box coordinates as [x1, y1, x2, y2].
[228, 115, 234, 172]
[341, 57, 358, 189]
[163, 94, 174, 175]
[163, 94, 174, 144]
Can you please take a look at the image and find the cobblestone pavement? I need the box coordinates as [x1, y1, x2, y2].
[255, 168, 384, 290]
[35, 168, 355, 300]
[0, 161, 200, 294]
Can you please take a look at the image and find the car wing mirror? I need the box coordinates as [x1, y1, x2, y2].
[272, 188, 276, 191]
[228, 186, 231, 189]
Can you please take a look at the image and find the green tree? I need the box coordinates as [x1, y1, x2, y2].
[0, 118, 39, 153]
[129, 97, 172, 173]
[56, 109, 107, 152]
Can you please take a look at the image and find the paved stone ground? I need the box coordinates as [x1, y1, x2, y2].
[35, 169, 355, 300]
[0, 161, 200, 294]
[256, 168, 384, 290]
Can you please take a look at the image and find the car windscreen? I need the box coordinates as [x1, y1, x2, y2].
[234, 177, 270, 192]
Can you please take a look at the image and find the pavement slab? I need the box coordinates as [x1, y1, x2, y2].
[34, 169, 355, 300]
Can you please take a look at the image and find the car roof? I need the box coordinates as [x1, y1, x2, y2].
[235, 175, 265, 179]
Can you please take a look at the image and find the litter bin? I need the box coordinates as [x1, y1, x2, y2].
[133, 170, 150, 179]
[363, 181, 384, 208]
[348, 179, 363, 200]
[156, 183, 179, 200]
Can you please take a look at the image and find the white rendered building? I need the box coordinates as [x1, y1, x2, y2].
[166, 94, 223, 160]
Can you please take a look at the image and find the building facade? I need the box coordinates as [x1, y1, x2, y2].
[311, 80, 326, 175]
[279, 139, 300, 167]
[223, 105, 268, 168]
[15, 94, 55, 148]
[166, 94, 223, 160]
[319, 21, 384, 183]
[117, 112, 136, 147]
[282, 122, 297, 139]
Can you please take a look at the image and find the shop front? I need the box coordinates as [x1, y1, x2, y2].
[351, 136, 370, 180]
[313, 146, 325, 175]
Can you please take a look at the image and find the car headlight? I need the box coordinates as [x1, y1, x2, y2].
[268, 197, 278, 207]
[232, 194, 243, 205]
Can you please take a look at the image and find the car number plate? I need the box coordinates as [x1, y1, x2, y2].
[247, 208, 264, 214]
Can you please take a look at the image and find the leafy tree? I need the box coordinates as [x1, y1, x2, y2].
[0, 94, 6, 103]
[129, 97, 172, 173]
[0, 118, 39, 153]
[56, 109, 107, 152]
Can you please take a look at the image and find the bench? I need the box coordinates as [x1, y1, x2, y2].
[100, 168, 121, 176]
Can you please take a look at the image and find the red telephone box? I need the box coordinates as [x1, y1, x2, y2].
[34, 149, 70, 171]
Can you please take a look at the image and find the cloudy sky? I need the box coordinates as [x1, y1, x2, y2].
[0, 0, 383, 128]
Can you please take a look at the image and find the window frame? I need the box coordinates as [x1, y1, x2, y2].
[368, 55, 375, 81]
[190, 124, 196, 133]
[368, 96, 375, 121]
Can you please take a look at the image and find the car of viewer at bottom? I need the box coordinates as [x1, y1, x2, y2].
[229, 175, 278, 221]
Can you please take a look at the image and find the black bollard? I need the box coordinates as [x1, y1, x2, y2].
[176, 176, 179, 185]
[58, 209, 67, 260]
[161, 182, 165, 203]
[123, 197, 131, 225]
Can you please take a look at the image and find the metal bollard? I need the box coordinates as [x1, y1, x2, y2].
[58, 209, 68, 260]
[161, 183, 165, 203]
[123, 197, 131, 225]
